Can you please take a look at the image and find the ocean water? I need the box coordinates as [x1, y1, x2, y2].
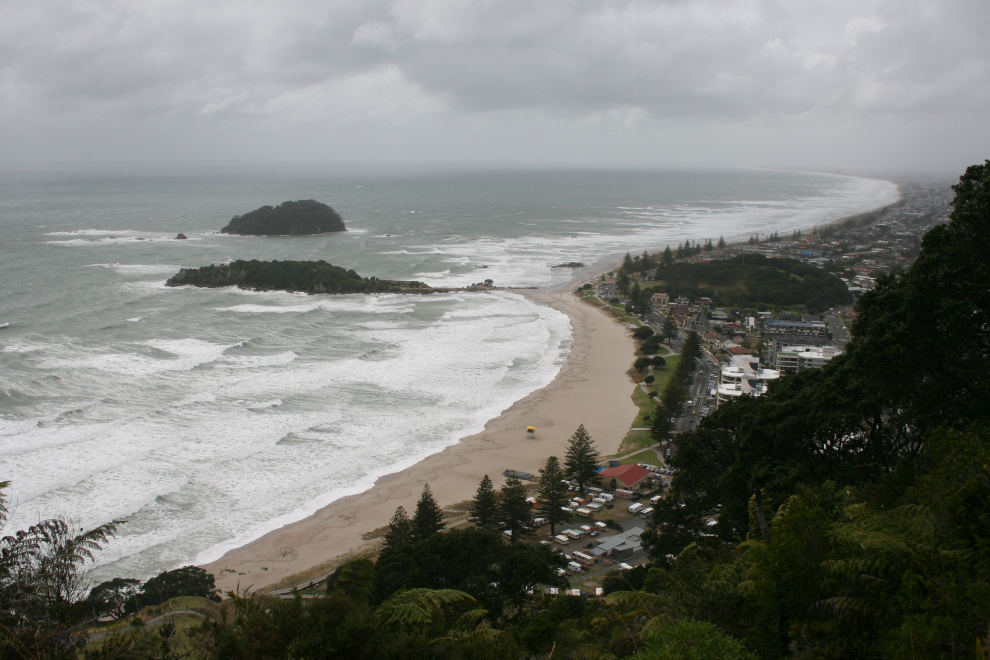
[0, 165, 898, 581]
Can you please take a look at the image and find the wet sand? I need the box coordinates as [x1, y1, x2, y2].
[204, 285, 639, 592]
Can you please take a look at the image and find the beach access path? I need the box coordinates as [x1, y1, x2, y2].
[204, 287, 639, 593]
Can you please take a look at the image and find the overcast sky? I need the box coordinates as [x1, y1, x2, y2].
[2, 0, 987, 172]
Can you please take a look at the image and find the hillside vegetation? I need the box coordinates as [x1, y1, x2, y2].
[648, 254, 852, 311]
[220, 200, 346, 235]
[166, 259, 430, 294]
[3, 161, 989, 660]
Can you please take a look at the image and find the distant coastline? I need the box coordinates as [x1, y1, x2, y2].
[200, 181, 905, 592]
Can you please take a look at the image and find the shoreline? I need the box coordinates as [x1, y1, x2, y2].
[203, 284, 639, 592]
[201, 187, 902, 592]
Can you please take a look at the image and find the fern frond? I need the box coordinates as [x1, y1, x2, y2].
[809, 596, 874, 619]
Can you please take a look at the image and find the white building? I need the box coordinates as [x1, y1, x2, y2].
[717, 355, 781, 404]
[773, 345, 841, 372]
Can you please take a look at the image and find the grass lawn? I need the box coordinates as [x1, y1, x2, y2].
[612, 430, 654, 457]
[623, 449, 663, 466]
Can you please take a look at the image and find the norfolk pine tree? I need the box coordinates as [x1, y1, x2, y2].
[498, 476, 533, 543]
[564, 424, 601, 494]
[661, 316, 678, 343]
[412, 484, 444, 540]
[469, 474, 499, 528]
[382, 506, 415, 549]
[537, 456, 571, 535]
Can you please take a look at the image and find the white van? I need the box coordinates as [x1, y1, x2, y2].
[640, 507, 654, 517]
[565, 529, 582, 539]
[554, 534, 570, 545]
[628, 503, 644, 514]
[567, 561, 583, 572]
[594, 521, 608, 530]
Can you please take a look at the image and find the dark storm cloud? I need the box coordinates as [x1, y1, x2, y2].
[0, 0, 987, 168]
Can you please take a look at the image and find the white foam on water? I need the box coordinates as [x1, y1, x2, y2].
[89, 264, 182, 275]
[0, 169, 899, 582]
[46, 229, 140, 236]
[1, 289, 571, 580]
[37, 338, 232, 377]
[217, 304, 320, 314]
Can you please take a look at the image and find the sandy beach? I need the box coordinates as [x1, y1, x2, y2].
[204, 283, 639, 592]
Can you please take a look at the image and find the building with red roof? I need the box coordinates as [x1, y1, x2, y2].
[597, 464, 651, 489]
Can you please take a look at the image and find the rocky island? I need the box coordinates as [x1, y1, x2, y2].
[166, 259, 433, 294]
[220, 200, 346, 236]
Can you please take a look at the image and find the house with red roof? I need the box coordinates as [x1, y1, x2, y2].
[597, 464, 650, 489]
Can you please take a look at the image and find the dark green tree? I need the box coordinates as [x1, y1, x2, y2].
[663, 245, 674, 267]
[498, 477, 533, 543]
[469, 475, 499, 529]
[650, 399, 675, 445]
[140, 565, 220, 605]
[718, 235, 726, 249]
[412, 484, 445, 540]
[564, 424, 601, 494]
[537, 456, 571, 535]
[616, 270, 631, 295]
[661, 316, 678, 343]
[381, 505, 415, 549]
[622, 252, 635, 271]
[633, 326, 655, 340]
[86, 577, 141, 619]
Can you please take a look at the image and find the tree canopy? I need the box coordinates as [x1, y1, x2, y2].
[564, 424, 601, 493]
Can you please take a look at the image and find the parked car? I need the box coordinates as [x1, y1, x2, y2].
[589, 530, 601, 537]
[606, 503, 614, 509]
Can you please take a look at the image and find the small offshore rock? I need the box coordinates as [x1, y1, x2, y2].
[175, 233, 188, 240]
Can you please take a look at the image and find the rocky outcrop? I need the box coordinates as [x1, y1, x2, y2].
[220, 200, 346, 236]
[166, 260, 431, 295]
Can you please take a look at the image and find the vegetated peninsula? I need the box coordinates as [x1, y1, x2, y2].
[166, 259, 432, 294]
[646, 253, 852, 312]
[220, 200, 346, 235]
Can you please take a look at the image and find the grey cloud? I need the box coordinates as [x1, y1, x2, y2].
[0, 0, 986, 169]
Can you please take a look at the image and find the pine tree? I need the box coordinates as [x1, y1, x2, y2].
[629, 283, 643, 314]
[382, 506, 415, 549]
[469, 475, 499, 528]
[616, 270, 631, 295]
[499, 476, 532, 543]
[412, 484, 444, 540]
[662, 316, 678, 343]
[650, 400, 674, 446]
[537, 456, 571, 536]
[564, 424, 601, 494]
[663, 245, 674, 267]
[718, 235, 726, 249]
[704, 239, 713, 252]
[749, 235, 755, 245]
[622, 252, 634, 271]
